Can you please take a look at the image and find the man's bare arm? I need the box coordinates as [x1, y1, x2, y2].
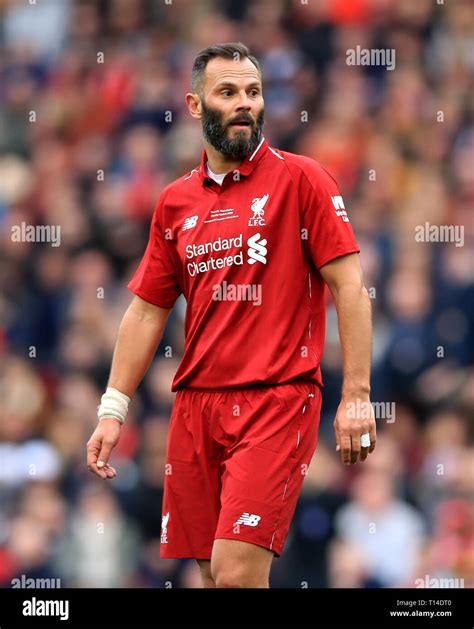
[87, 296, 171, 479]
[108, 295, 171, 397]
[319, 253, 376, 465]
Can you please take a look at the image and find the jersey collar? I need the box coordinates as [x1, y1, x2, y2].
[199, 136, 268, 186]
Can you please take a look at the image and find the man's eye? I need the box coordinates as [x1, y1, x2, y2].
[249, 89, 259, 96]
[222, 90, 232, 96]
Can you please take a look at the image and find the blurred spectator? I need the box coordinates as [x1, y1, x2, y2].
[335, 468, 425, 586]
[55, 484, 139, 587]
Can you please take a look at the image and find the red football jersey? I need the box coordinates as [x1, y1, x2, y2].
[128, 137, 360, 391]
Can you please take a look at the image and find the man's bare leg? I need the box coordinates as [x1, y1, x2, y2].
[211, 539, 274, 588]
[196, 559, 216, 588]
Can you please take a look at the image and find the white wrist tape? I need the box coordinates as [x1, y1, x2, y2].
[97, 387, 131, 424]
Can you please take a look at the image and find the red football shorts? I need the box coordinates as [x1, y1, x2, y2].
[160, 381, 322, 559]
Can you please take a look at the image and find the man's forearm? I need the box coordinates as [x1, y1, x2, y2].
[333, 283, 372, 398]
[107, 297, 171, 397]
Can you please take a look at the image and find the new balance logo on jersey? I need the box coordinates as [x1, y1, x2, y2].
[248, 194, 269, 226]
[331, 196, 349, 222]
[247, 233, 267, 265]
[183, 215, 198, 231]
[161, 512, 169, 543]
[235, 513, 261, 527]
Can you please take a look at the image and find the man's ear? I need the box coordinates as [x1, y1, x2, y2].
[186, 92, 202, 120]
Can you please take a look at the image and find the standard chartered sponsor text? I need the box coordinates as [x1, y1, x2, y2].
[186, 234, 243, 276]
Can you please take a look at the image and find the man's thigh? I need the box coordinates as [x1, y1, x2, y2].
[163, 382, 321, 561]
[161, 389, 223, 559]
[214, 382, 322, 557]
[211, 539, 274, 587]
[197, 539, 274, 587]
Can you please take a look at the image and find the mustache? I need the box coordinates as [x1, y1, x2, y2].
[227, 114, 254, 126]
[201, 102, 264, 159]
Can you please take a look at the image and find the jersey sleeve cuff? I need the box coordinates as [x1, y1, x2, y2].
[127, 284, 178, 310]
[316, 247, 361, 270]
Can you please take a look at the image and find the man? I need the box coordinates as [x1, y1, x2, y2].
[86, 42, 376, 589]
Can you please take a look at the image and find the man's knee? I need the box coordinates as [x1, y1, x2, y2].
[211, 539, 273, 588]
[213, 565, 268, 588]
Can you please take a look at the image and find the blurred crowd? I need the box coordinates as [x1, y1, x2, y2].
[0, 0, 473, 588]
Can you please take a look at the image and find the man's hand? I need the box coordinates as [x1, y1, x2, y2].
[333, 395, 377, 465]
[86, 418, 121, 479]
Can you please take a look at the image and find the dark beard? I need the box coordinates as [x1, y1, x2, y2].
[201, 102, 265, 160]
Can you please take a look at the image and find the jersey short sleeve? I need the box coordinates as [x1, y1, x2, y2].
[127, 194, 182, 309]
[300, 161, 360, 270]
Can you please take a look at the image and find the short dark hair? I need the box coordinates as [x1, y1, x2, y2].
[191, 42, 261, 93]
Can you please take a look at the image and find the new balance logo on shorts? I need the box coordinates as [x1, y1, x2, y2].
[235, 512, 262, 527]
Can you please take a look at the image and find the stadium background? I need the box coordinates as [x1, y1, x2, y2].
[0, 0, 472, 589]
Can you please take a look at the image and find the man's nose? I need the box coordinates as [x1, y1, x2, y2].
[235, 90, 253, 110]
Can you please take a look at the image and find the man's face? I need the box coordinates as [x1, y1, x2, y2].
[199, 57, 265, 160]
